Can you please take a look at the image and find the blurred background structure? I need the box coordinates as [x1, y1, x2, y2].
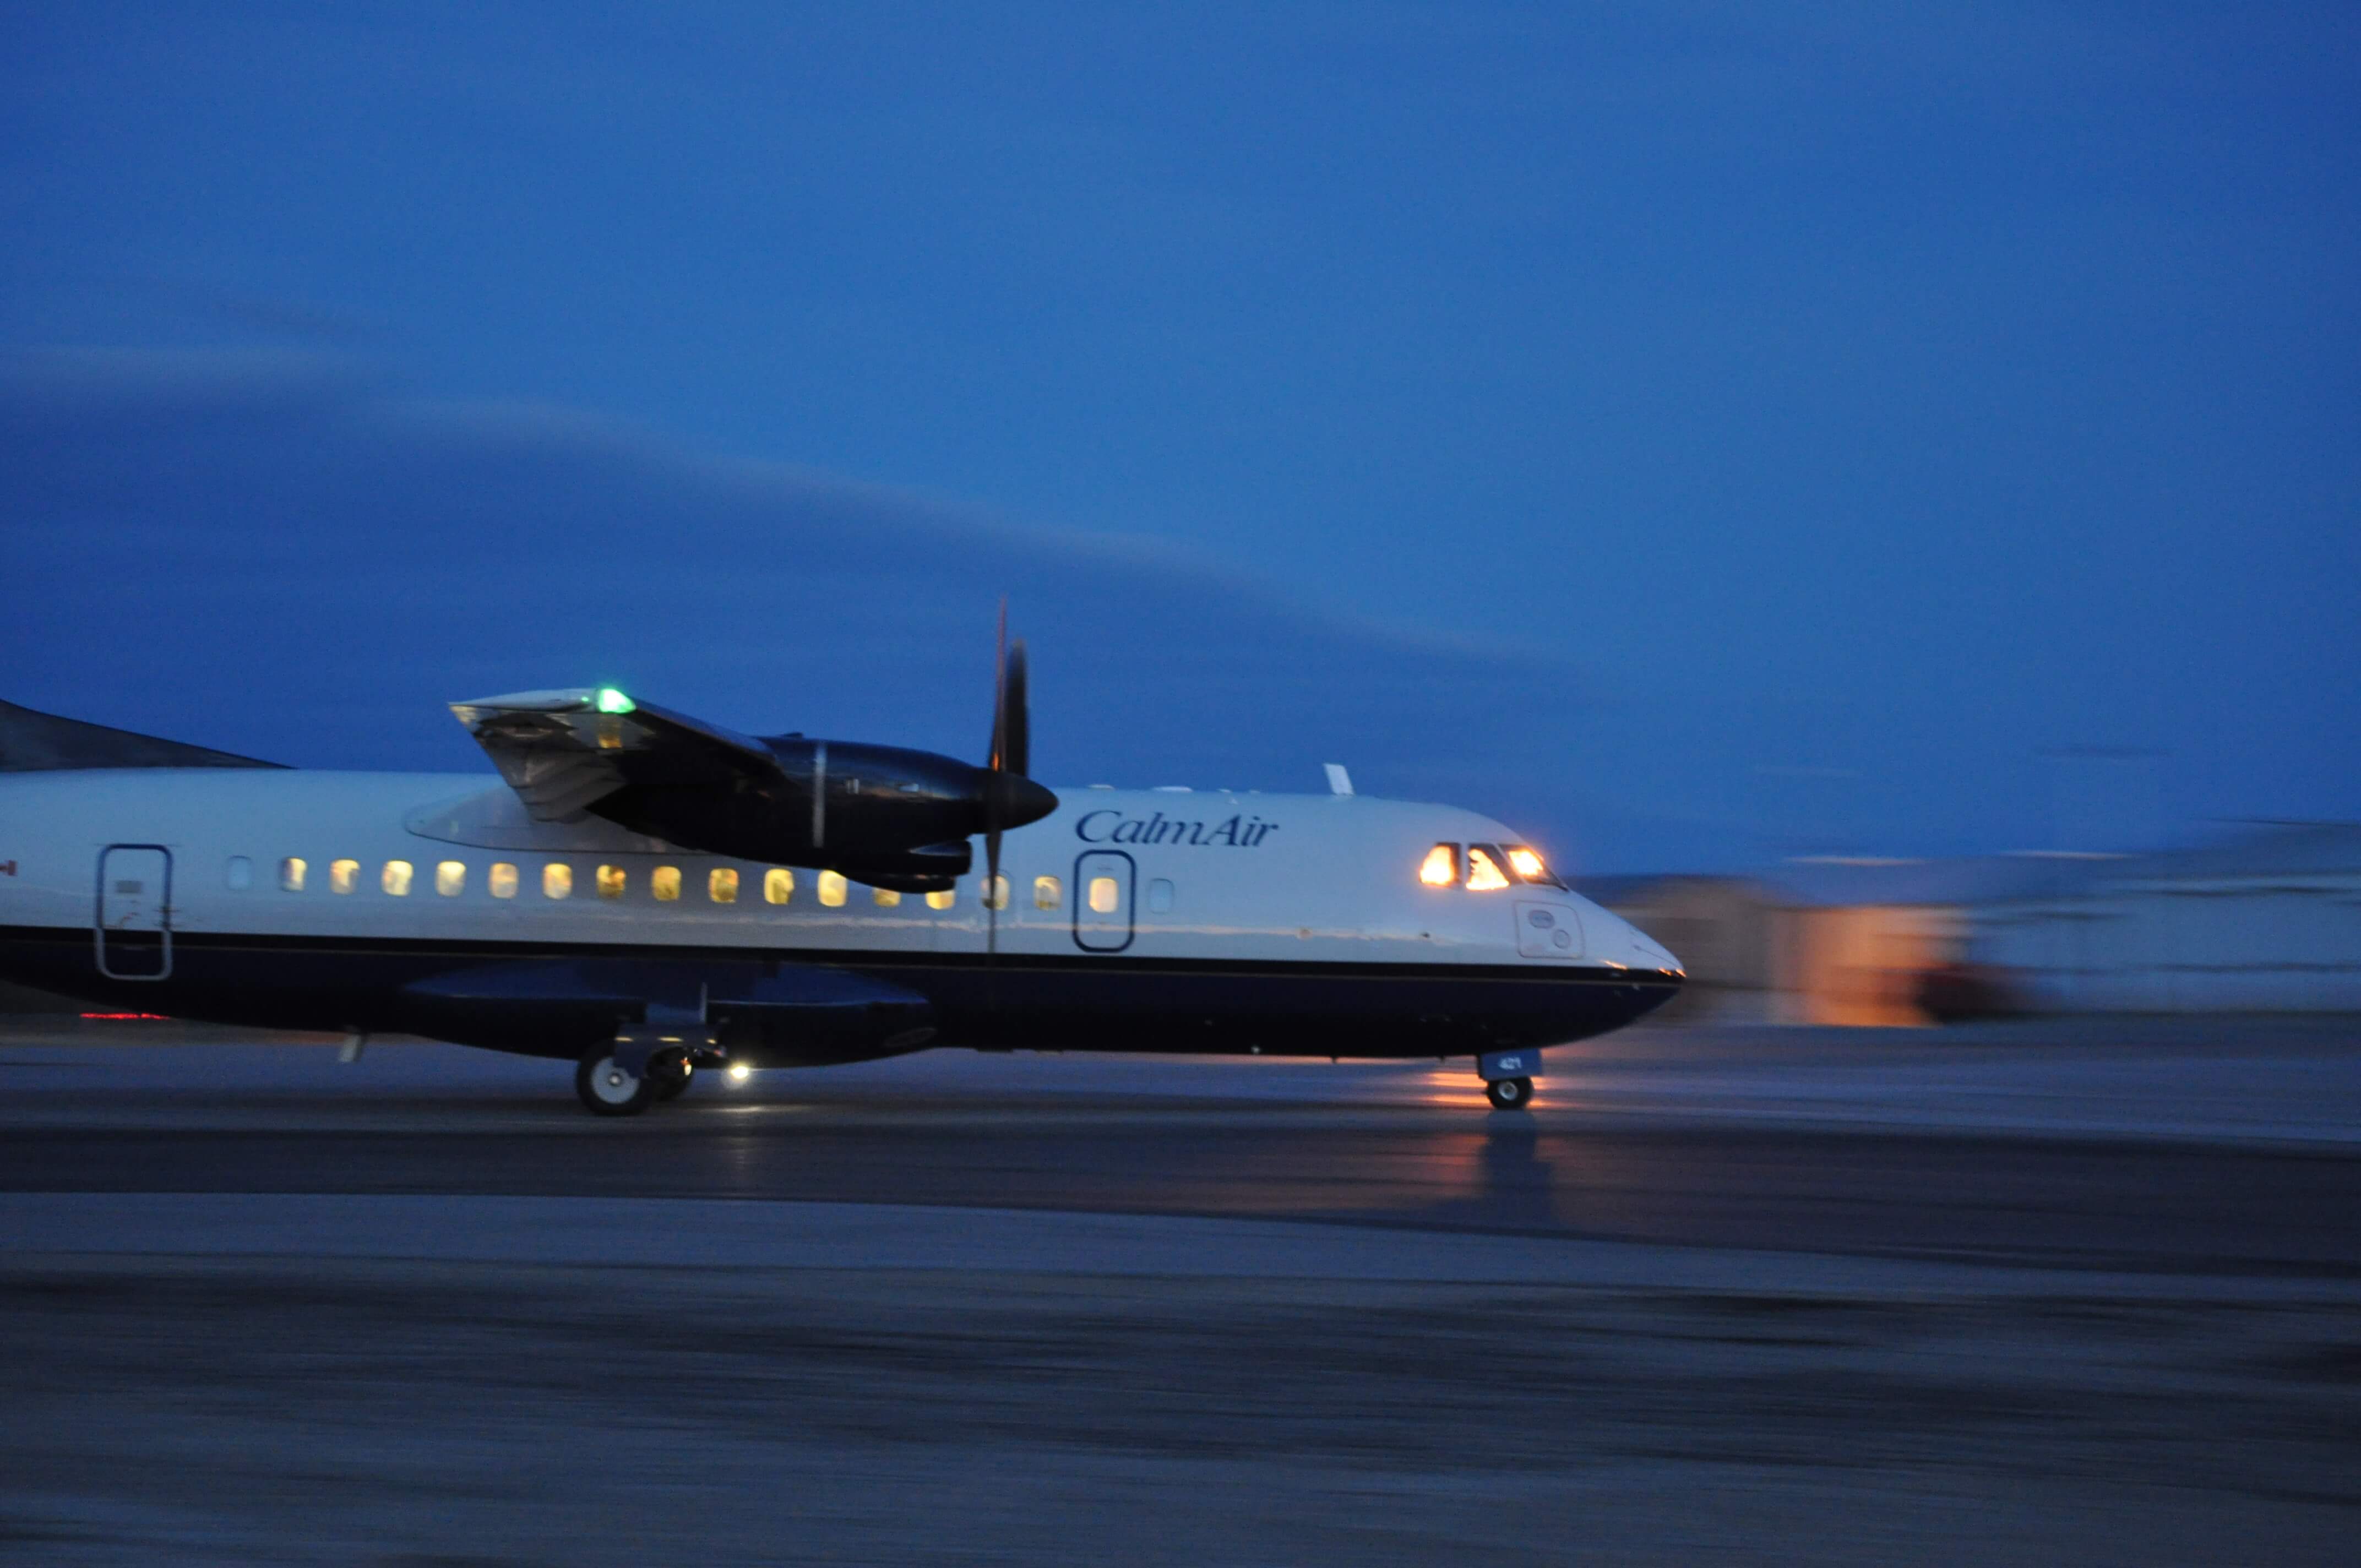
[1588, 823, 2361, 1025]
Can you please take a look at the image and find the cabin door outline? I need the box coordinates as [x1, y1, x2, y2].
[95, 844, 174, 981]
[1071, 850, 1136, 953]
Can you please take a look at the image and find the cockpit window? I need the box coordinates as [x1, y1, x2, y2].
[1465, 846, 1511, 891]
[1417, 844, 1460, 887]
[1504, 845, 1566, 889]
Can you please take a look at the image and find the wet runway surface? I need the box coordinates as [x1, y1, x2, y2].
[7, 1017, 2359, 1565]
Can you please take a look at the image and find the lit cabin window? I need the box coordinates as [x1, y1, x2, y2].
[1465, 847, 1511, 891]
[488, 863, 519, 899]
[651, 866, 682, 902]
[1089, 876, 1119, 914]
[983, 874, 1009, 911]
[925, 889, 955, 910]
[597, 865, 627, 900]
[764, 868, 794, 905]
[709, 868, 738, 904]
[225, 856, 253, 891]
[1417, 844, 1459, 887]
[435, 861, 466, 897]
[873, 886, 901, 907]
[1033, 875, 1061, 911]
[543, 863, 573, 900]
[329, 859, 360, 895]
[1147, 878, 1175, 914]
[382, 861, 414, 896]
[280, 857, 307, 892]
[818, 870, 847, 907]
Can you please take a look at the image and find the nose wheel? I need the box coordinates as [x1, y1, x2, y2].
[1485, 1076, 1534, 1110]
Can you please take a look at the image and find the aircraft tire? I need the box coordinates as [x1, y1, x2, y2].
[1485, 1076, 1533, 1110]
[648, 1048, 693, 1102]
[576, 1049, 656, 1117]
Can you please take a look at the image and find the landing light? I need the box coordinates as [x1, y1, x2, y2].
[727, 1063, 752, 1084]
[594, 687, 636, 715]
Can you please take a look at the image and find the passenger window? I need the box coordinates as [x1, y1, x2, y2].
[382, 861, 414, 896]
[1147, 878, 1174, 914]
[1465, 846, 1511, 891]
[597, 865, 627, 900]
[1033, 875, 1062, 911]
[280, 857, 307, 892]
[1418, 844, 1459, 887]
[543, 863, 574, 900]
[873, 886, 901, 907]
[709, 868, 738, 904]
[488, 863, 519, 899]
[651, 865, 681, 902]
[818, 870, 847, 907]
[225, 856, 253, 891]
[983, 874, 1009, 911]
[329, 859, 360, 895]
[1089, 876, 1119, 914]
[764, 868, 794, 905]
[436, 861, 466, 897]
[925, 889, 955, 910]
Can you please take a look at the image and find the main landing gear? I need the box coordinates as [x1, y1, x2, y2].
[1485, 1076, 1535, 1110]
[576, 1048, 656, 1117]
[648, 1047, 694, 1102]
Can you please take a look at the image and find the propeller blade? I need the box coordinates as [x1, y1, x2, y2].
[986, 599, 1009, 962]
[986, 824, 1002, 960]
[1003, 639, 1030, 780]
[988, 598, 1008, 772]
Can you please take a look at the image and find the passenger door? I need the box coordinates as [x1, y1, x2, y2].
[96, 845, 173, 980]
[1071, 850, 1135, 952]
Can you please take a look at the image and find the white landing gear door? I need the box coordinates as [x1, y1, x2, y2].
[1515, 901, 1582, 960]
[96, 844, 174, 980]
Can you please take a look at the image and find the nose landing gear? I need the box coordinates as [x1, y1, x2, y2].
[1485, 1075, 1534, 1110]
[1477, 1048, 1540, 1111]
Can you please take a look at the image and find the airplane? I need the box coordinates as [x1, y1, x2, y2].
[0, 633, 1683, 1115]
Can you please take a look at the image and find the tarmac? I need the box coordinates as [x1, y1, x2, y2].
[3, 1014, 2357, 1565]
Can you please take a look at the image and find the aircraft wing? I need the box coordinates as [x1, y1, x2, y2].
[449, 687, 780, 822]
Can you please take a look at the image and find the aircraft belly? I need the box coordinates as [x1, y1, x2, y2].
[0, 921, 1676, 1058]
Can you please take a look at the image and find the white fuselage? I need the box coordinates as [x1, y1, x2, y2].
[0, 769, 1676, 973]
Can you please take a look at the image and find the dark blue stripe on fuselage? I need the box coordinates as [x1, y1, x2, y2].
[0, 924, 1680, 1060]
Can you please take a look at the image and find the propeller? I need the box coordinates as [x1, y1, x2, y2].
[983, 601, 1038, 961]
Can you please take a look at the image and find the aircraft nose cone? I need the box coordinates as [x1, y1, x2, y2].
[987, 771, 1059, 829]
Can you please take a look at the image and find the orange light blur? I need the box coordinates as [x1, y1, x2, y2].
[1418, 844, 1458, 886]
[1507, 847, 1545, 880]
[1466, 848, 1511, 891]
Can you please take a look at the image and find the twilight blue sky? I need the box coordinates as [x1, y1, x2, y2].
[4, 3, 2357, 872]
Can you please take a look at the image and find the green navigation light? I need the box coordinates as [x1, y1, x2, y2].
[594, 687, 637, 715]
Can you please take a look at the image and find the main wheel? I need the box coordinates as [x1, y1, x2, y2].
[576, 1048, 656, 1117]
[648, 1047, 693, 1102]
[1485, 1076, 1533, 1110]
